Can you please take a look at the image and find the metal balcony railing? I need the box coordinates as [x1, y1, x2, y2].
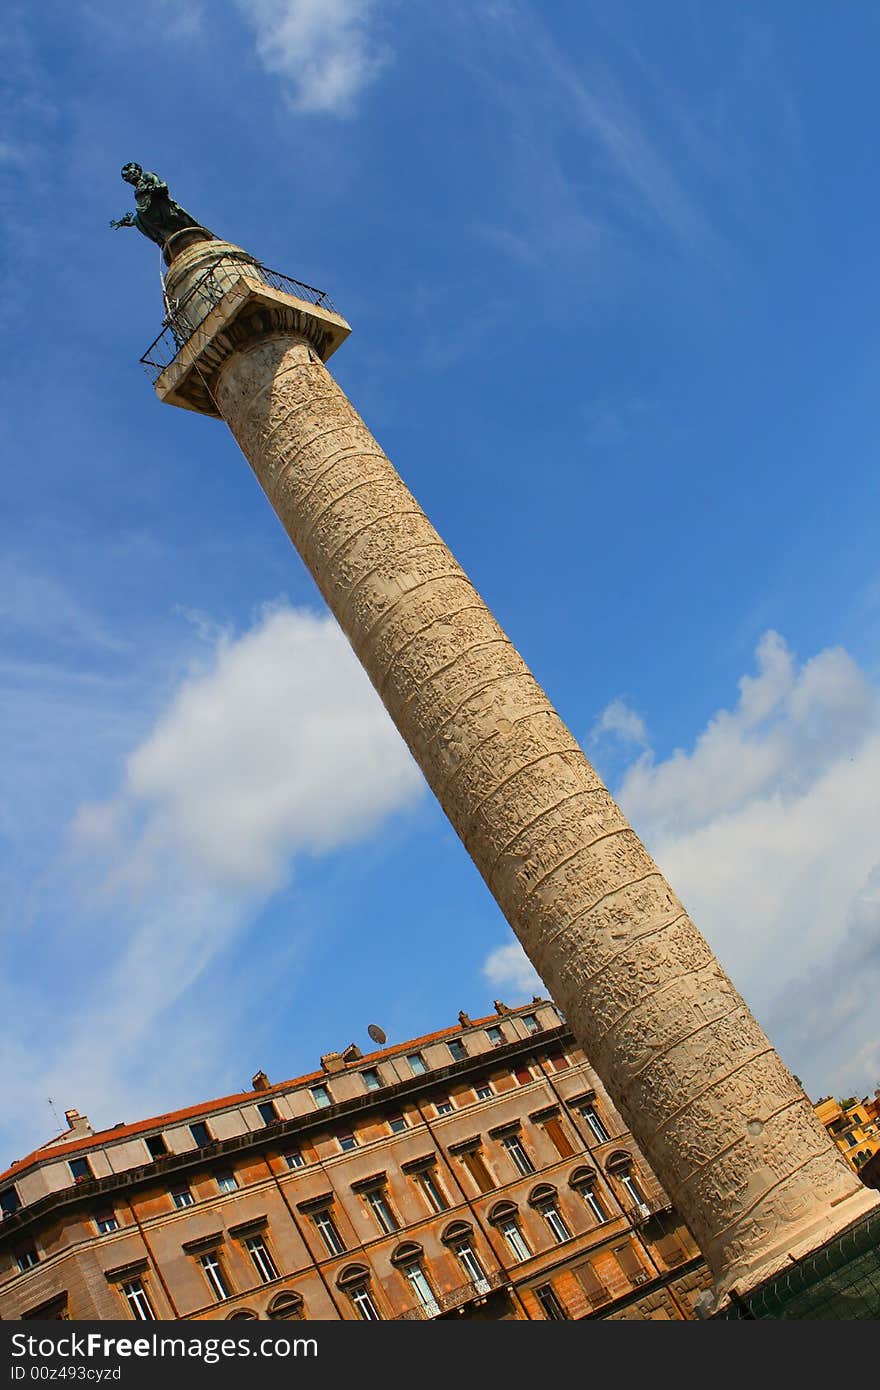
[625, 1194, 673, 1225]
[140, 259, 335, 383]
[395, 1270, 509, 1320]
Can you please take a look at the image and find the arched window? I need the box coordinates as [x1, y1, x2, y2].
[526, 1183, 557, 1207]
[487, 1200, 518, 1225]
[267, 1291, 305, 1320]
[337, 1264, 382, 1321]
[440, 1219, 473, 1246]
[527, 1183, 570, 1243]
[390, 1241, 424, 1267]
[487, 1201, 530, 1262]
[606, 1152, 647, 1212]
[604, 1150, 633, 1173]
[225, 1309, 257, 1320]
[569, 1166, 609, 1224]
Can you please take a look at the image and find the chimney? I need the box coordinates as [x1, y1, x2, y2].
[320, 1051, 346, 1074]
[493, 1000, 510, 1015]
[252, 1070, 270, 1092]
[458, 1010, 472, 1028]
[63, 1109, 94, 1139]
[342, 1044, 363, 1063]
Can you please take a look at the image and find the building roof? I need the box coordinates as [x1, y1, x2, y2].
[0, 1006, 538, 1186]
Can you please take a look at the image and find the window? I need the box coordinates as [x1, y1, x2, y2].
[415, 1168, 448, 1213]
[1, 1187, 21, 1217]
[613, 1242, 649, 1285]
[94, 1210, 119, 1234]
[338, 1132, 358, 1153]
[579, 1104, 610, 1144]
[435, 1099, 454, 1116]
[535, 1283, 567, 1319]
[546, 1048, 570, 1072]
[310, 1085, 331, 1109]
[171, 1184, 194, 1209]
[387, 1115, 407, 1134]
[448, 1039, 467, 1062]
[284, 1147, 305, 1169]
[486, 1026, 504, 1045]
[474, 1081, 493, 1100]
[459, 1146, 495, 1194]
[350, 1284, 381, 1320]
[403, 1261, 439, 1317]
[216, 1171, 239, 1194]
[69, 1157, 92, 1183]
[145, 1134, 168, 1160]
[190, 1122, 212, 1148]
[313, 1209, 346, 1256]
[245, 1236, 280, 1283]
[618, 1171, 646, 1210]
[199, 1251, 232, 1300]
[522, 1014, 540, 1035]
[539, 1202, 571, 1244]
[514, 1065, 532, 1085]
[16, 1246, 39, 1272]
[257, 1100, 279, 1126]
[122, 1279, 156, 1321]
[407, 1052, 427, 1076]
[541, 1114, 575, 1158]
[499, 1218, 530, 1262]
[501, 1134, 535, 1176]
[581, 1186, 608, 1224]
[365, 1187, 399, 1234]
[268, 1291, 305, 1320]
[362, 1068, 381, 1091]
[454, 1241, 488, 1289]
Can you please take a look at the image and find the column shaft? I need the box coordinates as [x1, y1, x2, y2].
[211, 332, 875, 1303]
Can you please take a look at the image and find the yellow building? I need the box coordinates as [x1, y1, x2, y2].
[814, 1096, 880, 1175]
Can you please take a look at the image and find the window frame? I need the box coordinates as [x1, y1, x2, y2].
[198, 1249, 233, 1301]
[312, 1208, 347, 1256]
[501, 1133, 536, 1176]
[245, 1235, 280, 1284]
[121, 1278, 156, 1321]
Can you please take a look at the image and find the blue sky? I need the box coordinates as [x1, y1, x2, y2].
[2, 0, 880, 1167]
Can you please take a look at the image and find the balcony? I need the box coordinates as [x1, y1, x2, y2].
[140, 259, 337, 384]
[625, 1194, 673, 1225]
[395, 1271, 509, 1319]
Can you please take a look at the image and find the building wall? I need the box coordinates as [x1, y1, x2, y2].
[814, 1097, 880, 1176]
[0, 1002, 710, 1321]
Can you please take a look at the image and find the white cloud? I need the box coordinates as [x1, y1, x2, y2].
[2, 603, 422, 1161]
[483, 940, 544, 1000]
[617, 632, 880, 1095]
[74, 603, 422, 893]
[590, 695, 648, 749]
[479, 630, 880, 1097]
[237, 0, 390, 115]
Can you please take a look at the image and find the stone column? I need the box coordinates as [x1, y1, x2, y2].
[153, 241, 878, 1310]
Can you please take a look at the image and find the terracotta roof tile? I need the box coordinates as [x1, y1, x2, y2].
[0, 1003, 550, 1185]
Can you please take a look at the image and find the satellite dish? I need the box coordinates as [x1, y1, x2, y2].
[367, 1023, 387, 1046]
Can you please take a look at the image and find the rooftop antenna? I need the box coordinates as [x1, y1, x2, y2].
[47, 1097, 63, 1132]
[367, 1023, 387, 1046]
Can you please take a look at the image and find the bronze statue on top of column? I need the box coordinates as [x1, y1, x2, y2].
[110, 163, 212, 253]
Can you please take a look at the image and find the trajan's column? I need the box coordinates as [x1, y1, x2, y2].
[118, 167, 878, 1316]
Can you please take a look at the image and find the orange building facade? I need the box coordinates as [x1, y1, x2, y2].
[813, 1093, 880, 1179]
[0, 1000, 710, 1322]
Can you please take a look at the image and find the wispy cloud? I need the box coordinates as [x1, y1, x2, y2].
[475, 1, 727, 270]
[236, 0, 391, 115]
[483, 940, 543, 1000]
